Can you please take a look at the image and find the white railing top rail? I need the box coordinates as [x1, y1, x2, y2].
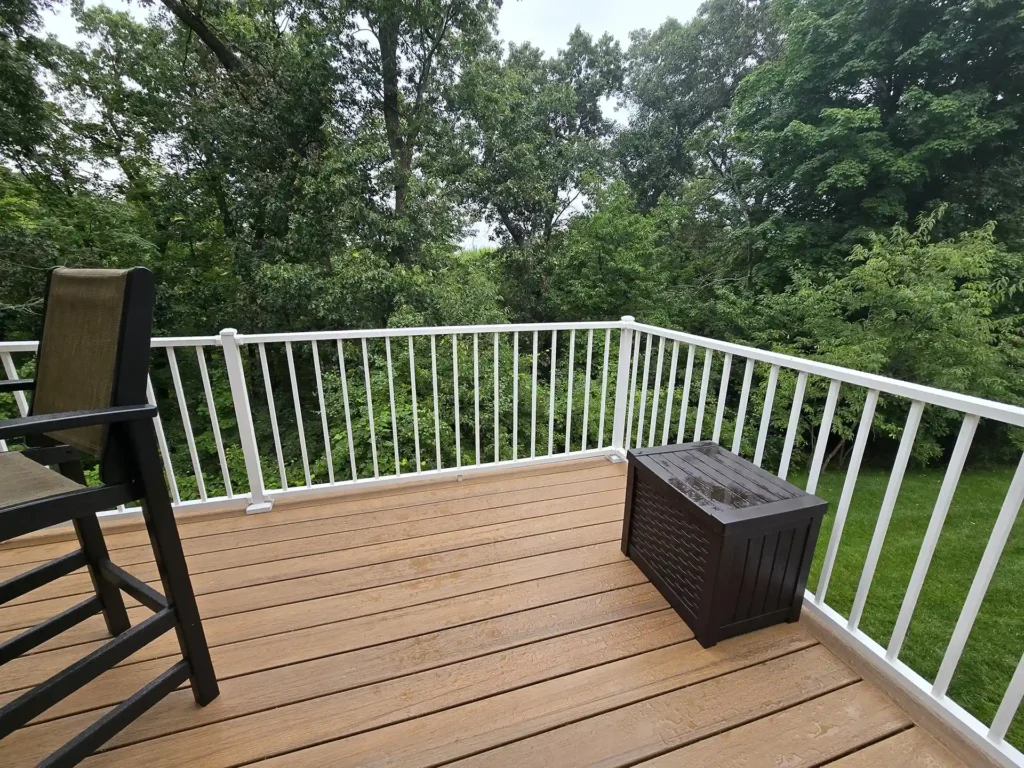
[631, 321, 1024, 428]
[0, 336, 221, 352]
[4, 316, 1023, 426]
[233, 320, 624, 345]
[3, 316, 1023, 426]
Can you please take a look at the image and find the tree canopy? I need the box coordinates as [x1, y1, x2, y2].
[2, 0, 1023, 483]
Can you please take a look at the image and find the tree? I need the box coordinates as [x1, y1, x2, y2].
[731, 0, 1024, 277]
[457, 28, 623, 247]
[743, 208, 1024, 462]
[618, 0, 779, 210]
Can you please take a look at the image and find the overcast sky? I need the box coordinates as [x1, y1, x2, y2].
[42, 0, 702, 247]
[45, 0, 700, 52]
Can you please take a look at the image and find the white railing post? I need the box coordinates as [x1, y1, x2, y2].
[610, 316, 635, 455]
[220, 329, 273, 514]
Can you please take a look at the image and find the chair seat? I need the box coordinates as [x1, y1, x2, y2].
[0, 451, 83, 508]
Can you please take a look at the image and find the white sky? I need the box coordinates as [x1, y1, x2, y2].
[41, 0, 701, 248]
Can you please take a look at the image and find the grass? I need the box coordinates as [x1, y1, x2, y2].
[793, 465, 1024, 747]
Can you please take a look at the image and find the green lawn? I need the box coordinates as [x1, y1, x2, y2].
[794, 465, 1024, 747]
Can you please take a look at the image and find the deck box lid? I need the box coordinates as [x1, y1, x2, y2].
[627, 441, 826, 529]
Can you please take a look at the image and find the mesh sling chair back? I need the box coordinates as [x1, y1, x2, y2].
[0, 267, 218, 767]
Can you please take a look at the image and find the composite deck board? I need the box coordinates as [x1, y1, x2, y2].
[0, 491, 623, 634]
[0, 487, 624, 607]
[0, 517, 622, 633]
[1, 550, 641, 693]
[4, 587, 671, 762]
[0, 461, 622, 568]
[0, 458, 967, 767]
[829, 726, 965, 767]
[0, 505, 624, 653]
[634, 682, 910, 767]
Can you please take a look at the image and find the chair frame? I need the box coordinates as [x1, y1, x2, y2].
[0, 267, 218, 768]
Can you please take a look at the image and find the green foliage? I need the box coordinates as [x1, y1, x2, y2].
[1, 0, 1023, 490]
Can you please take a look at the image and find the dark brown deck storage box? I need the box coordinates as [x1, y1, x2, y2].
[621, 441, 827, 648]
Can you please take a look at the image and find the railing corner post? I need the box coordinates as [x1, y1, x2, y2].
[610, 316, 635, 457]
[220, 328, 273, 514]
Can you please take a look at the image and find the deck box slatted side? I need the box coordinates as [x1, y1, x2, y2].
[621, 442, 827, 648]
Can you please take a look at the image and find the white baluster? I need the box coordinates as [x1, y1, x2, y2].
[777, 371, 808, 480]
[337, 341, 358, 480]
[409, 337, 421, 472]
[887, 415, 978, 660]
[1, 352, 28, 416]
[361, 338, 379, 478]
[452, 334, 461, 468]
[258, 343, 287, 489]
[693, 348, 713, 442]
[385, 337, 400, 476]
[430, 335, 441, 469]
[473, 333, 480, 465]
[285, 342, 311, 487]
[731, 358, 755, 455]
[661, 341, 679, 445]
[147, 375, 181, 504]
[598, 328, 611, 449]
[990, 651, 1024, 743]
[753, 364, 780, 467]
[815, 388, 879, 605]
[493, 333, 499, 464]
[311, 340, 334, 485]
[848, 400, 924, 630]
[166, 347, 206, 501]
[806, 379, 841, 494]
[675, 345, 695, 443]
[648, 336, 665, 447]
[933, 451, 1024, 698]
[636, 334, 653, 448]
[565, 329, 576, 453]
[548, 330, 558, 456]
[196, 346, 232, 496]
[512, 330, 519, 460]
[711, 352, 732, 445]
[582, 329, 593, 451]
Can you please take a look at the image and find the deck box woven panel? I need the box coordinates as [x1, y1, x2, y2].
[621, 441, 827, 648]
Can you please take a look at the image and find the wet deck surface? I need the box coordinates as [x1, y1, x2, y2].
[0, 458, 964, 767]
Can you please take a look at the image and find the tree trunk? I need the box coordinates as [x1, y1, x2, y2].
[377, 16, 408, 218]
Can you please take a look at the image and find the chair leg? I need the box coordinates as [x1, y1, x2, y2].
[128, 419, 219, 706]
[58, 461, 131, 637]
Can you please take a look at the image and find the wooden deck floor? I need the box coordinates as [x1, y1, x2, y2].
[0, 457, 966, 767]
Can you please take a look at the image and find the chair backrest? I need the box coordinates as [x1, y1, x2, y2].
[30, 267, 155, 483]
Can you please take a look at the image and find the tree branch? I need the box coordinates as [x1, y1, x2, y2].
[159, 0, 242, 72]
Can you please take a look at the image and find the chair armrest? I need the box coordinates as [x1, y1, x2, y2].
[0, 379, 34, 393]
[0, 404, 157, 441]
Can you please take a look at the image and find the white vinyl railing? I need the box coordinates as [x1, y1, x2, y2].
[3, 316, 1024, 766]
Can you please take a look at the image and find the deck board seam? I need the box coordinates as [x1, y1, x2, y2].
[218, 637, 699, 768]
[1, 518, 625, 610]
[0, 504, 624, 586]
[4, 562, 651, 688]
[426, 644, 851, 768]
[814, 723, 917, 768]
[223, 638, 831, 768]
[0, 477, 624, 570]
[0, 461, 622, 557]
[59, 608, 679, 757]
[0, 492, 624, 574]
[0, 531, 624, 633]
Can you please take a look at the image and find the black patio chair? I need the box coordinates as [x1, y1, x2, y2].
[0, 267, 218, 767]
